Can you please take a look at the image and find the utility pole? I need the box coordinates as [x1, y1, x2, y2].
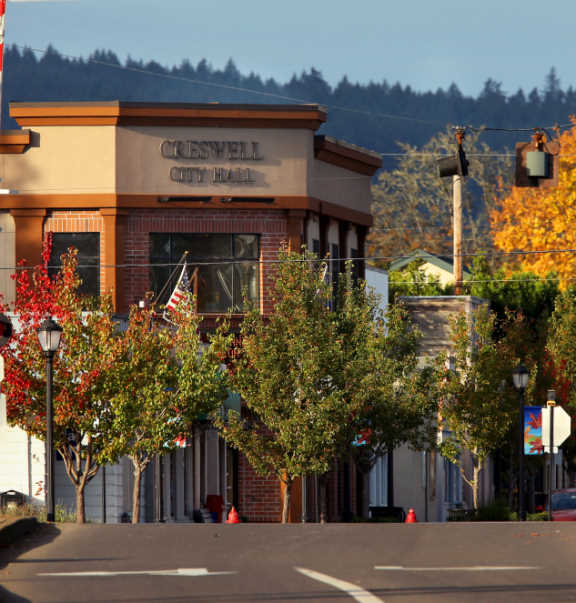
[453, 128, 465, 295]
[437, 127, 468, 293]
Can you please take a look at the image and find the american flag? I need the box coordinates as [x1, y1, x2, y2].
[164, 263, 191, 316]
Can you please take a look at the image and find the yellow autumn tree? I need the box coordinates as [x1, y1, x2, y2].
[491, 121, 576, 287]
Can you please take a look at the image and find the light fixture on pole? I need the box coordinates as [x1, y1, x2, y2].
[512, 363, 529, 522]
[37, 317, 63, 523]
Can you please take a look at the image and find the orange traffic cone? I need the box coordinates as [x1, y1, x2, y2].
[405, 508, 418, 523]
[226, 506, 241, 524]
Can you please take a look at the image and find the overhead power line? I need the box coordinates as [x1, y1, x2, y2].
[2, 245, 576, 271]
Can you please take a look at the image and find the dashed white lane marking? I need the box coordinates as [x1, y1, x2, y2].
[295, 566, 384, 603]
[38, 568, 235, 577]
[375, 565, 540, 572]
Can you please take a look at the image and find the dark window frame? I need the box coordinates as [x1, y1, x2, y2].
[150, 233, 260, 314]
[49, 232, 101, 298]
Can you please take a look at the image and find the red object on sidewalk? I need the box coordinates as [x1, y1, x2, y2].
[226, 506, 241, 524]
[405, 508, 418, 523]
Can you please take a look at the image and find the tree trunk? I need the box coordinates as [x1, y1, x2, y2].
[59, 439, 99, 524]
[282, 477, 292, 524]
[75, 484, 86, 524]
[132, 465, 143, 524]
[472, 459, 483, 510]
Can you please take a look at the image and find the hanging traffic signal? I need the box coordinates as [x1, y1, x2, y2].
[515, 131, 559, 187]
[438, 147, 469, 178]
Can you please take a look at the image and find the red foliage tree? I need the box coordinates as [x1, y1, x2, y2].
[1, 235, 121, 523]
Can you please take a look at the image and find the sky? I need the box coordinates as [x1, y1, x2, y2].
[5, 0, 576, 97]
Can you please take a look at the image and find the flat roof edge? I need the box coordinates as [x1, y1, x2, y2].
[9, 101, 328, 129]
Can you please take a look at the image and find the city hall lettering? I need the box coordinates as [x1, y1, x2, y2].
[161, 139, 263, 185]
[170, 166, 255, 184]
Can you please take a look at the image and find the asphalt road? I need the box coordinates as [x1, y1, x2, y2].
[2, 522, 576, 602]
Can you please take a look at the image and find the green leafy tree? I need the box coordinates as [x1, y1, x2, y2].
[466, 257, 559, 325]
[215, 251, 438, 522]
[214, 251, 354, 523]
[389, 260, 451, 298]
[352, 300, 439, 465]
[545, 289, 576, 473]
[439, 305, 519, 508]
[467, 257, 559, 401]
[1, 243, 122, 523]
[100, 298, 229, 523]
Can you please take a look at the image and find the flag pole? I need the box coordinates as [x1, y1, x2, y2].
[154, 250, 189, 305]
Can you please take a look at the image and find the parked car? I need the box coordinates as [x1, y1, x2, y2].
[551, 489, 576, 521]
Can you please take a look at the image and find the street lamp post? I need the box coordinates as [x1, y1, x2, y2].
[37, 318, 63, 523]
[512, 364, 529, 522]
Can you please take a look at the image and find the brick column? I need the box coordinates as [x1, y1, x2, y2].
[286, 210, 306, 252]
[10, 208, 46, 268]
[100, 208, 127, 312]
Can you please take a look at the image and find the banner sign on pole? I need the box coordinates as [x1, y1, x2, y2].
[524, 406, 543, 455]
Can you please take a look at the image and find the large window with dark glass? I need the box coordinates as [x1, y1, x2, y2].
[49, 233, 100, 297]
[150, 234, 259, 313]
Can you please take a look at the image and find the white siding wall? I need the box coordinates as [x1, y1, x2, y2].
[0, 212, 15, 305]
[0, 410, 45, 506]
[54, 458, 127, 523]
[369, 454, 388, 507]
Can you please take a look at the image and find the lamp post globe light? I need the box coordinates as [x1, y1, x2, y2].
[37, 317, 63, 523]
[512, 363, 529, 522]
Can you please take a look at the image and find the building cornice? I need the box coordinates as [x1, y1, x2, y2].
[0, 129, 31, 154]
[0, 193, 372, 226]
[10, 101, 328, 130]
[314, 135, 381, 175]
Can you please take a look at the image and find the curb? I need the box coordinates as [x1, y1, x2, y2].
[0, 517, 39, 548]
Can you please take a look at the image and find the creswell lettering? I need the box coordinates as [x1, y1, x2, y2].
[160, 140, 264, 161]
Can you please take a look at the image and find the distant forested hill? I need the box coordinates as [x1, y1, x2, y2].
[4, 45, 576, 168]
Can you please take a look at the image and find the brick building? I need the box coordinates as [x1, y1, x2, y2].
[0, 101, 381, 522]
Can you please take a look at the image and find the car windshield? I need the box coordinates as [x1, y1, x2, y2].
[552, 492, 576, 510]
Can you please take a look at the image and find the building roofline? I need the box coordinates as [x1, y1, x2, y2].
[9, 101, 328, 129]
[390, 249, 471, 276]
[314, 135, 382, 176]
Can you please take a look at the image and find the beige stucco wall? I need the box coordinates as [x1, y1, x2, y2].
[308, 159, 372, 213]
[115, 126, 313, 196]
[1, 126, 116, 195]
[0, 123, 374, 217]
